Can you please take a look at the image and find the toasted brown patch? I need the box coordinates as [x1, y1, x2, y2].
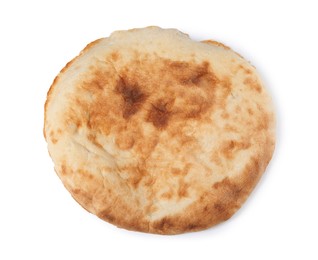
[177, 179, 189, 198]
[184, 95, 213, 119]
[213, 177, 243, 197]
[161, 190, 173, 200]
[115, 134, 135, 150]
[147, 98, 174, 129]
[247, 108, 254, 115]
[49, 130, 58, 144]
[221, 112, 230, 119]
[144, 203, 158, 215]
[224, 124, 239, 133]
[87, 133, 103, 148]
[220, 139, 251, 159]
[115, 78, 147, 119]
[171, 163, 191, 176]
[218, 77, 233, 109]
[83, 67, 109, 92]
[152, 217, 175, 231]
[78, 168, 96, 180]
[238, 64, 252, 75]
[244, 77, 262, 93]
[61, 164, 68, 176]
[110, 51, 120, 61]
[167, 60, 218, 86]
[255, 104, 270, 131]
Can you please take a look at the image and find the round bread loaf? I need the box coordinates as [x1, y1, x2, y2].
[44, 26, 275, 234]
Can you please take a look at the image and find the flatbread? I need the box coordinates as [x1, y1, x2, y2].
[44, 26, 275, 234]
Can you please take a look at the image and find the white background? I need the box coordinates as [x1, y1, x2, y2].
[0, 0, 317, 259]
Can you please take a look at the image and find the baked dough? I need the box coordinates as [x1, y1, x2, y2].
[44, 26, 275, 234]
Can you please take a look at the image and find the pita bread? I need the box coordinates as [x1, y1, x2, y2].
[44, 26, 275, 234]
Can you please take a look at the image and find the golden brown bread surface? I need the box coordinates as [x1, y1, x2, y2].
[44, 26, 275, 234]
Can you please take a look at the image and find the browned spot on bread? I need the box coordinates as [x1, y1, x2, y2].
[61, 164, 68, 176]
[217, 77, 232, 110]
[115, 78, 147, 119]
[153, 217, 174, 231]
[110, 51, 120, 61]
[128, 166, 148, 189]
[143, 175, 156, 186]
[78, 168, 96, 180]
[161, 190, 173, 200]
[49, 130, 58, 144]
[224, 124, 239, 133]
[97, 201, 149, 233]
[220, 139, 251, 159]
[144, 203, 158, 216]
[71, 188, 93, 212]
[222, 112, 229, 119]
[100, 211, 116, 222]
[171, 163, 191, 176]
[247, 108, 254, 115]
[183, 95, 212, 120]
[171, 168, 182, 175]
[186, 223, 200, 231]
[167, 60, 218, 87]
[87, 133, 103, 148]
[83, 67, 109, 92]
[238, 64, 252, 75]
[115, 134, 135, 150]
[212, 202, 232, 220]
[210, 150, 222, 166]
[213, 177, 243, 197]
[146, 98, 174, 129]
[178, 179, 189, 198]
[63, 106, 83, 129]
[244, 77, 262, 93]
[152, 215, 204, 234]
[256, 107, 270, 131]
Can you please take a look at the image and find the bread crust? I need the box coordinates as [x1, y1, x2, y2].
[44, 26, 275, 234]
